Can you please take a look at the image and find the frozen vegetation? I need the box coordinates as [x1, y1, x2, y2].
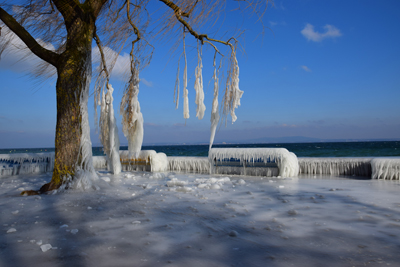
[1, 171, 400, 267]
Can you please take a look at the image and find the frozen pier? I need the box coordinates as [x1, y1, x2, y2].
[1, 152, 400, 180]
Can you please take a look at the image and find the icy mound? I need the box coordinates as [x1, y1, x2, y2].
[371, 157, 400, 180]
[0, 153, 54, 176]
[120, 150, 168, 172]
[298, 157, 372, 177]
[168, 157, 210, 173]
[209, 148, 299, 177]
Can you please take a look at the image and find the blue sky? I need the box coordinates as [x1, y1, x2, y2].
[0, 0, 399, 148]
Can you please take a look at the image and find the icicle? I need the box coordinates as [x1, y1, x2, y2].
[168, 156, 210, 173]
[209, 56, 220, 151]
[224, 47, 243, 123]
[371, 158, 400, 180]
[194, 43, 206, 120]
[174, 57, 180, 110]
[183, 32, 189, 120]
[99, 84, 121, 174]
[121, 60, 144, 158]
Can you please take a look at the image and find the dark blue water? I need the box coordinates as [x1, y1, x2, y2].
[1, 141, 399, 157]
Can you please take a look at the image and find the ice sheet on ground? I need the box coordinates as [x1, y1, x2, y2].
[1, 171, 400, 266]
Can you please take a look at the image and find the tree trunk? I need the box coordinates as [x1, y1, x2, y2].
[39, 18, 95, 193]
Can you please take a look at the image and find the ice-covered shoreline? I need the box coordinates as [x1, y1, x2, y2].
[2, 151, 399, 180]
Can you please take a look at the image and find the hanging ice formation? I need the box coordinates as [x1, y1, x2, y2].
[174, 57, 180, 110]
[183, 33, 189, 120]
[194, 44, 206, 120]
[99, 84, 122, 174]
[224, 47, 243, 123]
[121, 60, 144, 158]
[60, 58, 98, 191]
[209, 57, 220, 150]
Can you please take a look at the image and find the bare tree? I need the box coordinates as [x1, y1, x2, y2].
[0, 0, 271, 194]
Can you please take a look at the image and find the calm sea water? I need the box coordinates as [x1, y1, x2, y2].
[1, 141, 399, 158]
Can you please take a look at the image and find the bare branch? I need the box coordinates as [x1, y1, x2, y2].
[181, 0, 199, 17]
[158, 0, 234, 51]
[0, 6, 59, 66]
[93, 28, 110, 84]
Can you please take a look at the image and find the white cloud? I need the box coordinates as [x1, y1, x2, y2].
[301, 65, 312, 72]
[0, 27, 56, 75]
[92, 47, 130, 81]
[301, 23, 342, 42]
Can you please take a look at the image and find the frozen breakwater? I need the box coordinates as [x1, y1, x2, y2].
[1, 152, 400, 180]
[298, 157, 373, 177]
[0, 153, 54, 176]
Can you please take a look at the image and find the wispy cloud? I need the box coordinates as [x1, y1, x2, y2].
[281, 124, 297, 128]
[172, 123, 186, 128]
[269, 21, 286, 27]
[269, 21, 278, 27]
[301, 65, 312, 72]
[140, 78, 153, 87]
[308, 120, 325, 125]
[144, 122, 159, 127]
[301, 23, 342, 42]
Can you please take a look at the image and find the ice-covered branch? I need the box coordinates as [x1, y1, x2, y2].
[120, 60, 144, 157]
[223, 45, 243, 123]
[194, 42, 205, 120]
[209, 54, 220, 150]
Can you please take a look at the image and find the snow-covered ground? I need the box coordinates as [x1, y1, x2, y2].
[1, 171, 400, 267]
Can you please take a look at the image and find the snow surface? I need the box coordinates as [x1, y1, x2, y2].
[1, 172, 400, 267]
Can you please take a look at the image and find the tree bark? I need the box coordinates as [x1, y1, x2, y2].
[40, 15, 95, 192]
